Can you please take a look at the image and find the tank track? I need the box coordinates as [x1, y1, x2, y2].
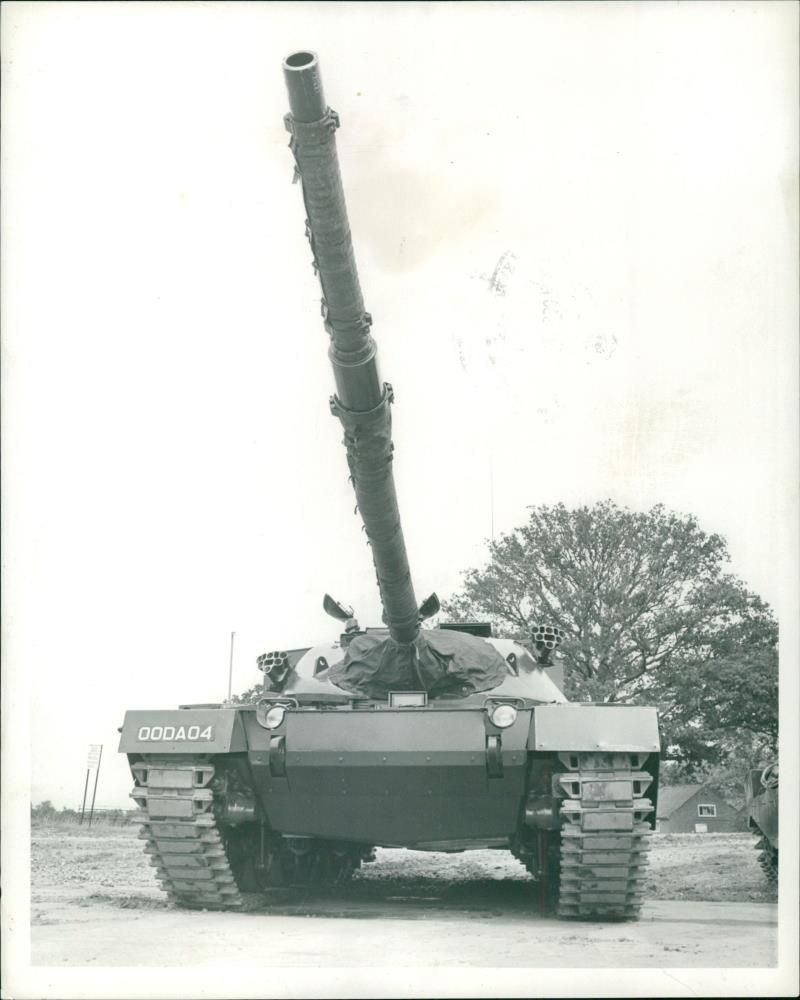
[130, 756, 374, 906]
[754, 831, 778, 884]
[130, 757, 244, 910]
[554, 751, 654, 920]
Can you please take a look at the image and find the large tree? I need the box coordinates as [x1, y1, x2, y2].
[443, 501, 778, 770]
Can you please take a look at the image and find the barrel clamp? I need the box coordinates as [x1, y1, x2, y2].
[285, 108, 341, 184]
[323, 309, 373, 345]
[330, 383, 394, 427]
[283, 108, 340, 145]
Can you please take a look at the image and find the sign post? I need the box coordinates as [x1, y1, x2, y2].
[79, 768, 91, 825]
[85, 744, 103, 827]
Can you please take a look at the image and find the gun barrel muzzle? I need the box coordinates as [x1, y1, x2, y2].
[283, 50, 326, 122]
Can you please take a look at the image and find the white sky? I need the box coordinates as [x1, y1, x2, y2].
[2, 1, 798, 819]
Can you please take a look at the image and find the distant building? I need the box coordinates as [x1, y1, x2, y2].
[656, 783, 746, 833]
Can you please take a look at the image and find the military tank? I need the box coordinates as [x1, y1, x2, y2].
[745, 762, 778, 883]
[119, 51, 660, 920]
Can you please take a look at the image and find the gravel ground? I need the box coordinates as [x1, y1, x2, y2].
[27, 823, 781, 976]
[30, 822, 777, 916]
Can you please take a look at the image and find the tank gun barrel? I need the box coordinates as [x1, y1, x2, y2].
[283, 52, 419, 644]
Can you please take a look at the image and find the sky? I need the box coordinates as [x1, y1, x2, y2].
[2, 1, 798, 816]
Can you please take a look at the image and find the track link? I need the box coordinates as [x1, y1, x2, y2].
[555, 751, 654, 920]
[131, 757, 243, 910]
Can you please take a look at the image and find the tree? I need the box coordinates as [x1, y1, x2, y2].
[443, 501, 778, 770]
[31, 800, 57, 819]
[650, 625, 777, 771]
[227, 685, 263, 706]
[659, 739, 774, 810]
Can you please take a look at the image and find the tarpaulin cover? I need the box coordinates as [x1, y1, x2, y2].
[329, 628, 508, 700]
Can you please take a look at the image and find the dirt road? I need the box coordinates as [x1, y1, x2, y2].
[32, 892, 776, 968]
[30, 825, 777, 969]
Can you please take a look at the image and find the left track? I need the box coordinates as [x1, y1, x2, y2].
[130, 757, 244, 909]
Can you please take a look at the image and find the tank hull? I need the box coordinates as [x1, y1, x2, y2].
[121, 706, 660, 842]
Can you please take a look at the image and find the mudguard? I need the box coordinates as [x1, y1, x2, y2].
[118, 709, 248, 753]
[530, 704, 660, 752]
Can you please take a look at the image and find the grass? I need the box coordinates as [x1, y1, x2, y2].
[31, 811, 139, 835]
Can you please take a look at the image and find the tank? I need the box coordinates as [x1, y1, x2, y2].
[745, 763, 778, 883]
[119, 51, 660, 920]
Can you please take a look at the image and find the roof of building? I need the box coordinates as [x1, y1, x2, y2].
[656, 784, 702, 818]
[657, 783, 745, 819]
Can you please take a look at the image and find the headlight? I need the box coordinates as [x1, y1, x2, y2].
[490, 703, 518, 729]
[264, 705, 286, 729]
